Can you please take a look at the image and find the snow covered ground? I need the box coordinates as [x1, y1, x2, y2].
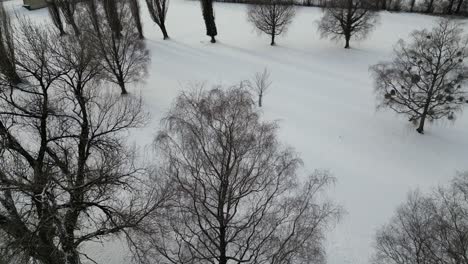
[4, 0, 468, 263]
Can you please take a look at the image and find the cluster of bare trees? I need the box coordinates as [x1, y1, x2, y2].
[371, 19, 468, 134]
[0, 15, 164, 264]
[374, 173, 468, 264]
[0, 3, 342, 264]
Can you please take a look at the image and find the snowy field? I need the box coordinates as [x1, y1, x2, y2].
[4, 0, 468, 263]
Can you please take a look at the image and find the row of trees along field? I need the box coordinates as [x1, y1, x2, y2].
[219, 0, 468, 15]
[0, 1, 342, 264]
[37, 0, 468, 134]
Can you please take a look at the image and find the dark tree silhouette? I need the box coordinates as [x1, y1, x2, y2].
[56, 0, 80, 36]
[371, 19, 468, 134]
[103, 0, 123, 38]
[422, 0, 435, 13]
[409, 0, 416, 12]
[0, 2, 20, 85]
[46, 0, 66, 36]
[247, 0, 295, 46]
[132, 85, 342, 264]
[317, 0, 379, 49]
[145, 0, 170, 39]
[201, 0, 218, 43]
[455, 0, 465, 13]
[128, 0, 144, 39]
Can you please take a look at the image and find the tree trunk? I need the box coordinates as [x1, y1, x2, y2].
[118, 80, 128, 95]
[410, 0, 416, 11]
[160, 23, 169, 40]
[271, 32, 275, 46]
[417, 96, 432, 134]
[416, 113, 427, 134]
[71, 20, 80, 36]
[425, 0, 434, 13]
[259, 94, 262, 107]
[447, 0, 455, 13]
[455, 0, 464, 13]
[201, 0, 218, 43]
[10, 72, 21, 85]
[344, 35, 350, 48]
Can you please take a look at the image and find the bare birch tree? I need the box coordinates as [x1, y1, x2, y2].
[374, 173, 468, 264]
[249, 68, 272, 107]
[132, 84, 342, 264]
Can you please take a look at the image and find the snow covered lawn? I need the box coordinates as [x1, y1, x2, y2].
[5, 0, 468, 263]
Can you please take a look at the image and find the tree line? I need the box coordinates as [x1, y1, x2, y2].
[218, 0, 468, 16]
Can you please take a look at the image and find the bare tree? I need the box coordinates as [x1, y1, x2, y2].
[86, 7, 150, 95]
[132, 85, 342, 264]
[0, 2, 20, 85]
[371, 19, 468, 134]
[0, 21, 162, 264]
[317, 0, 379, 49]
[249, 68, 272, 107]
[201, 0, 218, 43]
[56, 0, 80, 36]
[247, 0, 295, 46]
[128, 0, 145, 39]
[374, 173, 468, 264]
[46, 0, 66, 36]
[145, 0, 170, 39]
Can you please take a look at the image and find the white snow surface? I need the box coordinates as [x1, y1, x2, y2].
[4, 0, 468, 263]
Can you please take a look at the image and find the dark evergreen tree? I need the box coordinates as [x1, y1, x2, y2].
[201, 0, 217, 43]
[128, 0, 144, 39]
[145, 0, 169, 39]
[0, 2, 20, 85]
[56, 0, 80, 36]
[371, 19, 468, 134]
[46, 0, 66, 36]
[102, 0, 123, 38]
